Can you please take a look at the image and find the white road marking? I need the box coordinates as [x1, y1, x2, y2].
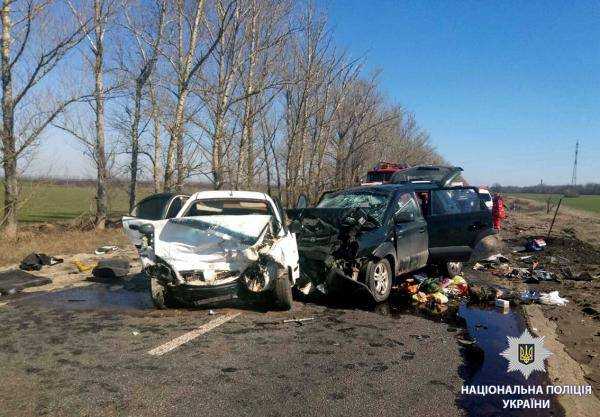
[148, 312, 241, 356]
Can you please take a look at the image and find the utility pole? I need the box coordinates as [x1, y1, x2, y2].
[571, 140, 579, 186]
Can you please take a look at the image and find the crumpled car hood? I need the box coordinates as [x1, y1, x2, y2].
[152, 214, 272, 274]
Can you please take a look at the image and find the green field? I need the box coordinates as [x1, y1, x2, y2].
[510, 193, 600, 214]
[0, 182, 153, 223]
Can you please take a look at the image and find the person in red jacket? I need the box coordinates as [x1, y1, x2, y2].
[492, 193, 507, 230]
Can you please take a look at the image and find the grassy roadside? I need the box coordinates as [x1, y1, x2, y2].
[509, 193, 600, 214]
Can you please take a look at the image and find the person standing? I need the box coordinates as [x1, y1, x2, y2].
[492, 193, 507, 230]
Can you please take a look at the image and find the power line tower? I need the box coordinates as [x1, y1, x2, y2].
[571, 140, 579, 186]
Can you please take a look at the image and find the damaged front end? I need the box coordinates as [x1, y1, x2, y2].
[289, 207, 382, 299]
[139, 214, 289, 305]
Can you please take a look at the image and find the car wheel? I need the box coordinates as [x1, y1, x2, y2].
[365, 259, 392, 303]
[272, 268, 293, 310]
[150, 276, 171, 309]
[446, 261, 463, 276]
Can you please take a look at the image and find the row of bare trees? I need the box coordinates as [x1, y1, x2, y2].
[1, 0, 442, 238]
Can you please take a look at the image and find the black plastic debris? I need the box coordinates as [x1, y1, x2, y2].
[0, 269, 52, 295]
[19, 253, 63, 271]
[91, 258, 130, 281]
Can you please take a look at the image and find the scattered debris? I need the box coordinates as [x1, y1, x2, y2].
[525, 238, 546, 252]
[495, 299, 509, 309]
[539, 291, 569, 306]
[73, 260, 97, 273]
[208, 309, 216, 315]
[283, 317, 315, 324]
[520, 290, 541, 303]
[19, 253, 63, 271]
[91, 258, 131, 281]
[94, 245, 119, 255]
[0, 270, 52, 296]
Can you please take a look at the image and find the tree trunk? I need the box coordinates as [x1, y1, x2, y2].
[94, 0, 108, 229]
[211, 115, 223, 190]
[164, 87, 187, 192]
[150, 84, 162, 193]
[128, 80, 143, 213]
[1, 0, 17, 238]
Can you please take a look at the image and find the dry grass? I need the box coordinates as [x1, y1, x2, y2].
[0, 226, 131, 268]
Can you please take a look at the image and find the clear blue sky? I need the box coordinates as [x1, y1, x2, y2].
[322, 0, 600, 186]
[33, 0, 599, 186]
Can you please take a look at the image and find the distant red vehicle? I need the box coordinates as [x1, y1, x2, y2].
[365, 161, 408, 184]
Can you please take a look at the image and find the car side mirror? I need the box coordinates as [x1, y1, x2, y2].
[135, 223, 155, 236]
[296, 194, 308, 209]
[394, 211, 414, 223]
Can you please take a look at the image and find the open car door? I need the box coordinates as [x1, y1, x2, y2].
[122, 194, 188, 249]
[426, 187, 493, 262]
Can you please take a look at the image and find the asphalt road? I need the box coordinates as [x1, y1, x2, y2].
[0, 277, 468, 417]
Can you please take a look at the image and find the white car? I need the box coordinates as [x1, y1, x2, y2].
[123, 191, 300, 310]
[478, 188, 493, 210]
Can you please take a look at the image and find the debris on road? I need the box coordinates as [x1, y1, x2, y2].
[283, 317, 315, 324]
[19, 253, 63, 271]
[91, 258, 130, 281]
[0, 269, 52, 296]
[95, 245, 119, 255]
[73, 260, 97, 273]
[525, 238, 547, 252]
[539, 291, 569, 306]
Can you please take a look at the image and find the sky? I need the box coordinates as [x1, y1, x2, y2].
[321, 0, 600, 186]
[31, 0, 600, 186]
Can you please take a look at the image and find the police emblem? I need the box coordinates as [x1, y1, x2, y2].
[500, 329, 552, 379]
[518, 344, 535, 365]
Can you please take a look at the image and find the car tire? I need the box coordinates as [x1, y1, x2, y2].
[446, 261, 463, 276]
[150, 276, 171, 309]
[365, 259, 392, 303]
[272, 268, 293, 310]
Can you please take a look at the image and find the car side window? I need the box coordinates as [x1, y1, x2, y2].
[431, 188, 481, 215]
[395, 193, 421, 217]
[132, 197, 169, 220]
[165, 196, 187, 219]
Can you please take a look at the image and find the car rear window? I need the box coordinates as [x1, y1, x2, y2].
[431, 189, 481, 215]
[184, 199, 271, 217]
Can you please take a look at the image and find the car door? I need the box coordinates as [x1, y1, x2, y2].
[122, 194, 177, 248]
[426, 187, 492, 261]
[392, 192, 428, 274]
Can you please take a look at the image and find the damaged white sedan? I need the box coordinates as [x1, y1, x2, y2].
[123, 191, 300, 310]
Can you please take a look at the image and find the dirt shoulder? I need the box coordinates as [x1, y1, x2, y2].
[483, 196, 600, 398]
[0, 225, 129, 268]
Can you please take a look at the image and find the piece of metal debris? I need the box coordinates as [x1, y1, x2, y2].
[283, 317, 315, 324]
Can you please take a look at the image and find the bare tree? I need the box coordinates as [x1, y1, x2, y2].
[1, 0, 89, 237]
[120, 0, 166, 211]
[161, 0, 235, 192]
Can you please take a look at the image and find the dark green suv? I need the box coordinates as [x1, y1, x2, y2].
[288, 166, 495, 302]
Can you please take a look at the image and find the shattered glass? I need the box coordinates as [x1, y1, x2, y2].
[317, 191, 390, 223]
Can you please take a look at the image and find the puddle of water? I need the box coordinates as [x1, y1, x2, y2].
[380, 295, 564, 417]
[457, 304, 563, 416]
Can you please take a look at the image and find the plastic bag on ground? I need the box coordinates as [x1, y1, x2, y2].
[539, 291, 569, 306]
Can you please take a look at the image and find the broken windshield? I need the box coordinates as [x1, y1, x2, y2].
[316, 191, 390, 222]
